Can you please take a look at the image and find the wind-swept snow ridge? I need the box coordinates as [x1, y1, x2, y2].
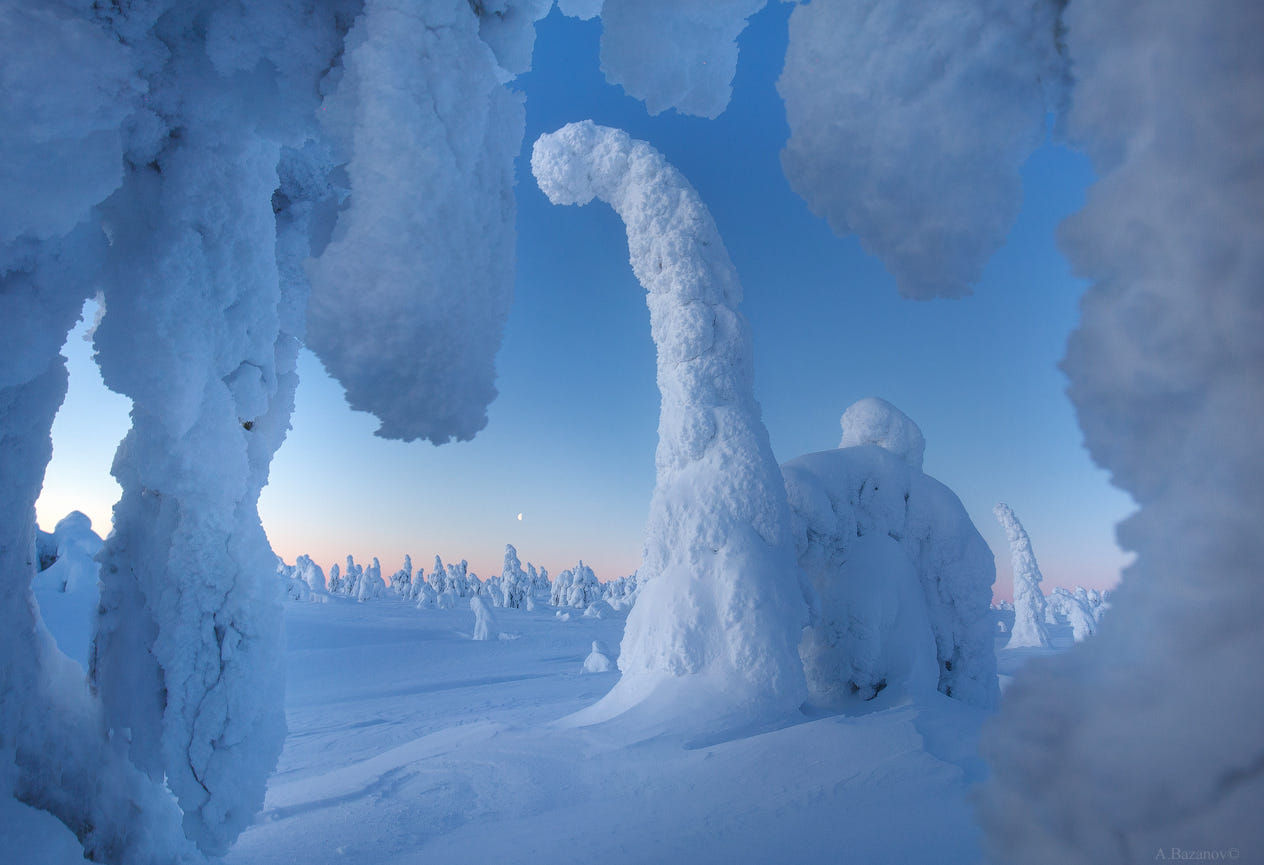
[306, 0, 524, 443]
[980, 1, 1264, 859]
[595, 0, 767, 119]
[778, 0, 1065, 298]
[532, 121, 808, 719]
[993, 503, 1052, 649]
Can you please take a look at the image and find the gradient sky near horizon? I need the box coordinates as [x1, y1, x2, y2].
[34, 3, 1135, 602]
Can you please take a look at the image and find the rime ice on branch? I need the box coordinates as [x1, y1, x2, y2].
[993, 503, 1052, 649]
[532, 121, 808, 720]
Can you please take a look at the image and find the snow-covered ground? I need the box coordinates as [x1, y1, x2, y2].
[207, 596, 1012, 865]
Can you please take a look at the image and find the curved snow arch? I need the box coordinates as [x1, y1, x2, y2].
[532, 121, 808, 719]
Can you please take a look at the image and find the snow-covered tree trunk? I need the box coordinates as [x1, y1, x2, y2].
[532, 121, 808, 719]
[993, 503, 1052, 649]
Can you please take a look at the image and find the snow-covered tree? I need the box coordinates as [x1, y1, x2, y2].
[391, 554, 414, 597]
[328, 562, 344, 597]
[784, 401, 999, 708]
[533, 122, 808, 720]
[993, 503, 1053, 649]
[501, 544, 528, 608]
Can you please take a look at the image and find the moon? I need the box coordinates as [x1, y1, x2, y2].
[517, 513, 523, 521]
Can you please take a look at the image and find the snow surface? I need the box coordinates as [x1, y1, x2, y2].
[532, 121, 808, 725]
[212, 597, 992, 865]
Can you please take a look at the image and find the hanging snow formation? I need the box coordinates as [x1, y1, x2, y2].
[979, 0, 1264, 859]
[532, 121, 808, 720]
[777, 0, 1065, 298]
[2, 0, 543, 859]
[993, 503, 1052, 649]
[784, 400, 999, 708]
[584, 0, 767, 119]
[307, 0, 540, 443]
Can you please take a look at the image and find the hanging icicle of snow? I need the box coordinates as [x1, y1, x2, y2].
[993, 503, 1053, 649]
[532, 121, 808, 724]
[777, 0, 1065, 298]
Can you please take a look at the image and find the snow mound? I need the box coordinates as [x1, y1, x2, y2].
[471, 596, 500, 641]
[838, 397, 926, 471]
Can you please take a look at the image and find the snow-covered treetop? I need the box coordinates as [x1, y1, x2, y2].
[838, 397, 926, 471]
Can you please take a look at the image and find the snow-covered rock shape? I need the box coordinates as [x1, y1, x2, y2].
[306, 0, 524, 443]
[596, 0, 767, 119]
[532, 121, 808, 720]
[980, 2, 1264, 858]
[838, 398, 926, 472]
[777, 0, 1065, 298]
[993, 503, 1052, 649]
[784, 428, 999, 709]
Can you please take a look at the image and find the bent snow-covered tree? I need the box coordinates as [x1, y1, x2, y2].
[532, 121, 808, 720]
[993, 503, 1052, 649]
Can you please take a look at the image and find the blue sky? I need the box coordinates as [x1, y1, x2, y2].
[36, 4, 1134, 600]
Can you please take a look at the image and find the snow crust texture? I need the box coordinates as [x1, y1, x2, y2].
[980, 0, 1264, 859]
[778, 0, 1064, 298]
[784, 434, 999, 709]
[532, 121, 808, 718]
[993, 503, 1052, 649]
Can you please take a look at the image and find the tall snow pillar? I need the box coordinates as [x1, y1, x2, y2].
[994, 503, 1053, 649]
[532, 121, 808, 722]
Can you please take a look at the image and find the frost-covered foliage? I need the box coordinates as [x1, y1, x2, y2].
[592, 0, 767, 119]
[993, 503, 1052, 649]
[533, 121, 808, 718]
[783, 402, 999, 709]
[980, 1, 1264, 858]
[777, 0, 1065, 298]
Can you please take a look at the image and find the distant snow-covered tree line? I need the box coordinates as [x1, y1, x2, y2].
[278, 544, 638, 614]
